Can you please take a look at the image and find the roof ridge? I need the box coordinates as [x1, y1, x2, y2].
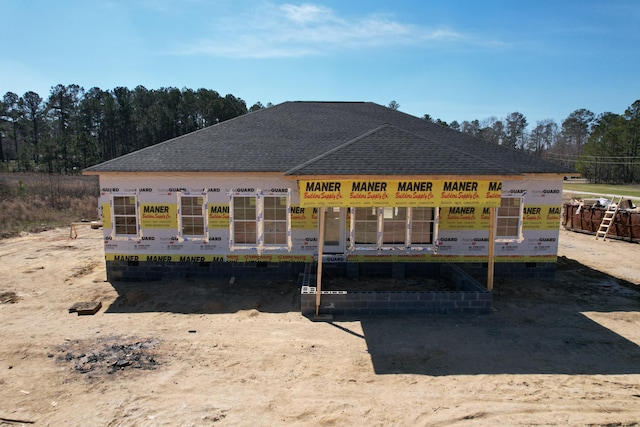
[371, 110, 524, 173]
[291, 101, 366, 104]
[414, 129, 523, 175]
[284, 123, 395, 175]
[286, 122, 524, 177]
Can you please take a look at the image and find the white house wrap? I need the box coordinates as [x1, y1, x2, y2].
[84, 102, 573, 284]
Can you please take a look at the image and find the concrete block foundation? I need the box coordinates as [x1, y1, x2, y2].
[301, 263, 492, 317]
[105, 260, 306, 282]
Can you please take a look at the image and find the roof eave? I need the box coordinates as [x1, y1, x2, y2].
[284, 173, 526, 181]
[82, 170, 286, 177]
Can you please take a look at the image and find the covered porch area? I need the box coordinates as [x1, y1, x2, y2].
[294, 178, 504, 317]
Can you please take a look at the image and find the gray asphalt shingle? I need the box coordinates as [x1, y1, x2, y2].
[84, 101, 573, 176]
[286, 124, 519, 176]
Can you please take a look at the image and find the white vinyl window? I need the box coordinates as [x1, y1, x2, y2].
[112, 195, 138, 237]
[180, 195, 206, 237]
[263, 196, 287, 245]
[230, 192, 291, 250]
[354, 207, 379, 245]
[496, 197, 523, 239]
[383, 207, 407, 244]
[232, 196, 257, 245]
[410, 207, 435, 245]
[353, 206, 436, 249]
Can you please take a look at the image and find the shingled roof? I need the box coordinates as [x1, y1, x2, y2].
[84, 101, 573, 177]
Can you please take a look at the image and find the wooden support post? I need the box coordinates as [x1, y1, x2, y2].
[315, 207, 325, 316]
[487, 206, 496, 291]
[69, 221, 103, 239]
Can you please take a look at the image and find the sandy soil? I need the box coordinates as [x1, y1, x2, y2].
[0, 226, 639, 426]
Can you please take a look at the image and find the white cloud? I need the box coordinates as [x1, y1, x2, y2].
[280, 3, 336, 24]
[172, 2, 486, 59]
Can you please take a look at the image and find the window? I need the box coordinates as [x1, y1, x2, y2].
[410, 207, 434, 244]
[354, 207, 378, 244]
[383, 207, 406, 244]
[353, 206, 436, 248]
[181, 196, 205, 237]
[496, 197, 522, 238]
[264, 196, 287, 245]
[230, 193, 291, 250]
[113, 196, 137, 236]
[233, 196, 257, 244]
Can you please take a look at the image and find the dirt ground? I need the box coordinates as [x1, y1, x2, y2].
[0, 226, 639, 426]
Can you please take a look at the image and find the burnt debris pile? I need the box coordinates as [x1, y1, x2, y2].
[56, 337, 160, 374]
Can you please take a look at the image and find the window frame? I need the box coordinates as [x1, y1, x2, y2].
[231, 195, 258, 247]
[111, 194, 139, 238]
[178, 192, 208, 240]
[408, 206, 437, 246]
[353, 207, 380, 248]
[495, 196, 524, 242]
[382, 207, 408, 246]
[263, 195, 289, 246]
[350, 206, 438, 251]
[229, 190, 291, 252]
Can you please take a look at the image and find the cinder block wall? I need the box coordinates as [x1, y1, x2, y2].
[105, 260, 306, 282]
[301, 263, 492, 317]
[105, 259, 555, 284]
[463, 262, 556, 282]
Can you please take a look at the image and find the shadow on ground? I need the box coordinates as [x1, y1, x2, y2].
[357, 256, 640, 375]
[358, 310, 640, 376]
[105, 277, 301, 314]
[104, 257, 640, 376]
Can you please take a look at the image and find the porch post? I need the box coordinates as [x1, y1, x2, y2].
[488, 206, 496, 291]
[315, 207, 325, 316]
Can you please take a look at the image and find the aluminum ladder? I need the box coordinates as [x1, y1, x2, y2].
[595, 196, 623, 241]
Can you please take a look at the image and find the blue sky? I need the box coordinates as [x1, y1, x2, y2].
[2, 0, 639, 127]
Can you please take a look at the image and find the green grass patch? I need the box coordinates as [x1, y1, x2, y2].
[563, 183, 640, 202]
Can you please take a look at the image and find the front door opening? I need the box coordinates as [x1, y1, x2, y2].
[322, 207, 345, 254]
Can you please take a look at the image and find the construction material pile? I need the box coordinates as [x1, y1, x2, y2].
[563, 198, 640, 242]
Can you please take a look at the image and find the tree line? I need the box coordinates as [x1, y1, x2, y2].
[417, 100, 640, 184]
[0, 86, 637, 184]
[0, 85, 259, 173]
